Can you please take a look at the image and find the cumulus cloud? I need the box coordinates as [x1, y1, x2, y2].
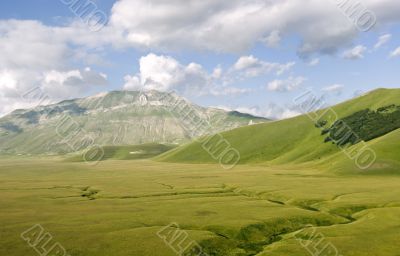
[124, 54, 210, 94]
[261, 30, 281, 48]
[108, 0, 371, 56]
[389, 47, 400, 58]
[0, 20, 68, 71]
[41, 68, 108, 100]
[1, 1, 400, 71]
[342, 45, 367, 59]
[267, 76, 306, 92]
[233, 55, 295, 77]
[0, 67, 108, 116]
[2, 0, 400, 114]
[106, 0, 400, 56]
[123, 53, 249, 96]
[0, 19, 112, 116]
[374, 34, 392, 49]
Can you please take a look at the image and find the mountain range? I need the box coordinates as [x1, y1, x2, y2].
[0, 90, 268, 155]
[1, 88, 399, 175]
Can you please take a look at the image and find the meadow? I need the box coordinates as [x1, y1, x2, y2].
[1, 157, 399, 256]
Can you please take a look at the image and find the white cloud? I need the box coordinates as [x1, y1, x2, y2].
[212, 66, 223, 79]
[124, 54, 209, 94]
[261, 30, 281, 48]
[267, 76, 306, 92]
[107, 0, 400, 56]
[389, 47, 400, 58]
[308, 58, 320, 66]
[0, 67, 108, 116]
[322, 84, 344, 95]
[1, 1, 400, 114]
[213, 104, 302, 120]
[374, 34, 391, 49]
[209, 87, 253, 96]
[108, 0, 363, 56]
[322, 84, 344, 92]
[342, 45, 367, 60]
[233, 55, 295, 77]
[0, 20, 68, 70]
[0, 19, 112, 116]
[41, 68, 108, 100]
[0, 70, 18, 94]
[234, 55, 259, 70]
[123, 53, 249, 97]
[279, 109, 302, 119]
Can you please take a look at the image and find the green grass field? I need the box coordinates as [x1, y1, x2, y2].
[1, 157, 400, 256]
[1, 89, 399, 256]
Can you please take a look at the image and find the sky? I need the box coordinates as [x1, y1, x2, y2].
[0, 0, 399, 119]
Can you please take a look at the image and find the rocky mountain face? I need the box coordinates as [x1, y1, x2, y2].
[0, 90, 268, 155]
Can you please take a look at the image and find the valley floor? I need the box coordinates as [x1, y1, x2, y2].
[0, 158, 399, 256]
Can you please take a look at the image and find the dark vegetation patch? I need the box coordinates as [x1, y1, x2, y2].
[18, 111, 40, 124]
[228, 111, 268, 120]
[329, 205, 375, 221]
[0, 122, 23, 133]
[318, 105, 400, 146]
[290, 200, 322, 212]
[80, 186, 99, 200]
[187, 216, 340, 256]
[44, 103, 87, 117]
[267, 199, 285, 205]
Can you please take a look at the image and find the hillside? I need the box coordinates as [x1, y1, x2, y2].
[158, 88, 400, 173]
[0, 90, 268, 155]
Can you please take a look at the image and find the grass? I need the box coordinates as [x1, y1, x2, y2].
[66, 143, 177, 162]
[1, 158, 400, 255]
[1, 88, 400, 255]
[157, 88, 400, 174]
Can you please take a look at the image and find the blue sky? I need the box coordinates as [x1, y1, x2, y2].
[0, 0, 399, 118]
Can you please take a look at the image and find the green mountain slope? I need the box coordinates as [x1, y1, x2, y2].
[0, 90, 268, 155]
[158, 88, 400, 172]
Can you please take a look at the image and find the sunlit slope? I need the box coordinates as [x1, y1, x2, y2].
[158, 88, 400, 170]
[325, 128, 400, 174]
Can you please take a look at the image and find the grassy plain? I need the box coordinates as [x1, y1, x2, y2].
[1, 157, 400, 255]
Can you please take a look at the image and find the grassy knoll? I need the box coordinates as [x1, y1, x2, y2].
[1, 158, 400, 255]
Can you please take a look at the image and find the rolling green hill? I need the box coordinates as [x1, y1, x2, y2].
[158, 88, 400, 173]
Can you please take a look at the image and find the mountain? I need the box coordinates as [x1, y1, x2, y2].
[0, 90, 268, 155]
[158, 88, 400, 173]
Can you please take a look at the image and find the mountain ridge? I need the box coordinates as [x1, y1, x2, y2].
[0, 90, 269, 155]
